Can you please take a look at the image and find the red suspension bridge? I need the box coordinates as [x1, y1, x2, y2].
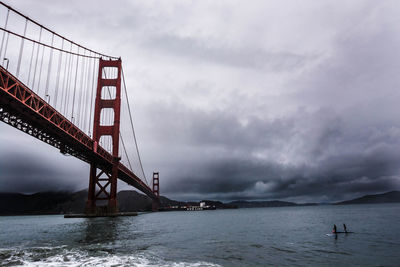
[0, 2, 160, 215]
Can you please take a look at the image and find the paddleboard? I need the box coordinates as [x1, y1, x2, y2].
[326, 232, 354, 236]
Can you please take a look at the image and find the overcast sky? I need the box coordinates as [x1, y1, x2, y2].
[1, 0, 400, 202]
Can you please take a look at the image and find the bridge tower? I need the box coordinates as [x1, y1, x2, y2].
[152, 172, 160, 211]
[86, 58, 122, 215]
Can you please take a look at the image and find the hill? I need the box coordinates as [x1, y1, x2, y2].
[0, 191, 87, 215]
[0, 190, 237, 215]
[2, 190, 399, 215]
[335, 191, 400, 205]
[0, 190, 159, 215]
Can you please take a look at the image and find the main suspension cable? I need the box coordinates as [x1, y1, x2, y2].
[121, 66, 148, 185]
[0, 2, 117, 60]
[0, 27, 106, 60]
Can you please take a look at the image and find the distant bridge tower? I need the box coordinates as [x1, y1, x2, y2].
[86, 58, 122, 215]
[152, 172, 160, 211]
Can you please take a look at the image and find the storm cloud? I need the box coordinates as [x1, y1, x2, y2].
[1, 0, 400, 202]
[147, 105, 400, 202]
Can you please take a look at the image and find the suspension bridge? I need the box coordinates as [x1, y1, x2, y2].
[0, 2, 160, 216]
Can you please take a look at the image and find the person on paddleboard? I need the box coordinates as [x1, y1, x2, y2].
[343, 224, 348, 233]
[333, 224, 337, 234]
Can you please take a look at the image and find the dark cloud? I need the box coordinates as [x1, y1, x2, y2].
[0, 125, 89, 193]
[0, 150, 87, 193]
[0, 158, 71, 193]
[152, 103, 400, 202]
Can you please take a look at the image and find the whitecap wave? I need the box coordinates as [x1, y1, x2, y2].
[0, 247, 221, 267]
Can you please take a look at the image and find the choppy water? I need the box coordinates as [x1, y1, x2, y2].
[1, 204, 400, 266]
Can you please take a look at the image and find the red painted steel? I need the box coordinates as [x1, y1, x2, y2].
[0, 65, 157, 207]
[86, 58, 122, 214]
[152, 172, 160, 197]
[152, 172, 160, 211]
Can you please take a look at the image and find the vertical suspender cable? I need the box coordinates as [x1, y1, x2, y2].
[88, 56, 97, 137]
[84, 52, 93, 132]
[120, 132, 134, 171]
[64, 43, 74, 117]
[79, 52, 87, 129]
[61, 42, 72, 115]
[16, 18, 28, 77]
[54, 39, 64, 108]
[2, 30, 9, 68]
[36, 42, 46, 95]
[45, 33, 54, 102]
[77, 50, 86, 127]
[32, 27, 42, 92]
[79, 52, 87, 130]
[81, 50, 91, 132]
[71, 47, 80, 123]
[0, 8, 10, 60]
[27, 41, 35, 85]
[15, 19, 28, 78]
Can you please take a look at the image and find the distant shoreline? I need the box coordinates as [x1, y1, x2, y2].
[0, 190, 399, 216]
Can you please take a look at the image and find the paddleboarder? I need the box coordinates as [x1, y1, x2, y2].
[333, 224, 337, 234]
[343, 223, 348, 233]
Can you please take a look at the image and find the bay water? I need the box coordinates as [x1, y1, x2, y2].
[1, 204, 400, 266]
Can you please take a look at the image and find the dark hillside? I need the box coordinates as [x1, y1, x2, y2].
[336, 191, 400, 205]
